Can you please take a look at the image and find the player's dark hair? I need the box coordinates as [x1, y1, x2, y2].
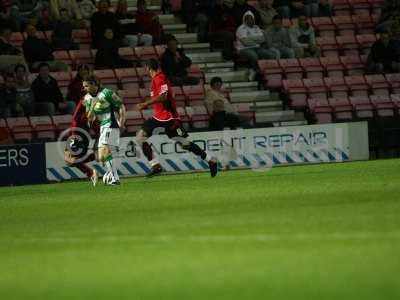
[146, 59, 160, 71]
[210, 76, 223, 86]
[165, 34, 177, 44]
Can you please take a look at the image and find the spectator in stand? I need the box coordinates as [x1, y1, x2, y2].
[290, 15, 319, 57]
[115, 0, 153, 46]
[206, 76, 243, 130]
[91, 0, 123, 48]
[31, 62, 75, 115]
[257, 0, 278, 30]
[0, 72, 23, 117]
[49, 0, 83, 27]
[274, 0, 290, 18]
[23, 24, 70, 72]
[95, 28, 134, 69]
[35, 4, 55, 31]
[236, 11, 277, 79]
[181, 0, 213, 43]
[209, 0, 236, 60]
[232, 0, 261, 26]
[367, 31, 400, 74]
[161, 34, 199, 86]
[266, 15, 295, 58]
[78, 0, 97, 27]
[0, 26, 29, 73]
[14, 64, 35, 116]
[67, 64, 91, 104]
[52, 8, 80, 50]
[136, 0, 164, 45]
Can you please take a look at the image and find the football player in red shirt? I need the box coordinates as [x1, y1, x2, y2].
[136, 59, 218, 177]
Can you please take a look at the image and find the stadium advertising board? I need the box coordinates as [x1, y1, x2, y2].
[45, 122, 369, 181]
[0, 143, 47, 185]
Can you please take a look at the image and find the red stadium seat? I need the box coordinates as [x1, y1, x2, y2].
[117, 89, 142, 111]
[176, 107, 191, 129]
[299, 58, 324, 78]
[50, 71, 72, 88]
[93, 69, 119, 90]
[331, 0, 352, 15]
[385, 73, 400, 94]
[365, 74, 390, 95]
[311, 17, 336, 37]
[307, 98, 333, 124]
[118, 47, 137, 62]
[125, 110, 144, 134]
[258, 59, 283, 88]
[332, 15, 356, 36]
[136, 67, 151, 85]
[53, 50, 73, 68]
[155, 45, 167, 58]
[6, 117, 34, 142]
[320, 56, 345, 77]
[279, 58, 303, 79]
[29, 116, 56, 141]
[350, 0, 371, 15]
[52, 114, 72, 135]
[356, 34, 377, 52]
[233, 103, 255, 126]
[324, 76, 349, 98]
[115, 68, 141, 89]
[329, 97, 354, 121]
[283, 79, 308, 109]
[353, 14, 375, 34]
[349, 96, 374, 118]
[345, 75, 369, 96]
[183, 85, 205, 106]
[69, 49, 94, 67]
[303, 78, 329, 99]
[172, 86, 186, 107]
[72, 29, 91, 49]
[336, 35, 360, 56]
[316, 36, 339, 57]
[186, 105, 209, 129]
[134, 46, 158, 61]
[370, 95, 396, 117]
[340, 55, 365, 75]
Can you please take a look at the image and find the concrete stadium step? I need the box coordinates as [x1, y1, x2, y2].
[186, 52, 223, 64]
[204, 70, 248, 83]
[272, 120, 308, 127]
[175, 33, 198, 44]
[162, 24, 187, 34]
[158, 14, 176, 25]
[251, 101, 283, 112]
[255, 110, 296, 123]
[183, 43, 211, 53]
[198, 62, 235, 72]
[224, 81, 259, 92]
[229, 90, 271, 103]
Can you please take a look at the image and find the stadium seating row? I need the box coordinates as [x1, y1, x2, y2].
[306, 94, 400, 124]
[0, 104, 255, 143]
[282, 74, 400, 108]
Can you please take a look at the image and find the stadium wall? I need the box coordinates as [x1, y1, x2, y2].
[45, 122, 369, 182]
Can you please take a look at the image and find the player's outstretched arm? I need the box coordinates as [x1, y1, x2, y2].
[136, 93, 167, 111]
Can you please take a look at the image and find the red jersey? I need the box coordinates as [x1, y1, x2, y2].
[150, 71, 179, 121]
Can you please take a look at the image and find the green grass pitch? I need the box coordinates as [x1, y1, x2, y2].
[1, 159, 400, 300]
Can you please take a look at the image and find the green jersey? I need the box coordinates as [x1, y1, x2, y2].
[84, 88, 122, 128]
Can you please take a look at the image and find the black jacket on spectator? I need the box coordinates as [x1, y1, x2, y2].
[115, 12, 145, 36]
[0, 38, 21, 55]
[91, 11, 123, 48]
[95, 38, 133, 69]
[23, 36, 54, 65]
[161, 48, 192, 78]
[31, 76, 63, 108]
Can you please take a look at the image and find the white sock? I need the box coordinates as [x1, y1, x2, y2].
[149, 158, 160, 167]
[105, 159, 118, 182]
[205, 153, 214, 162]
